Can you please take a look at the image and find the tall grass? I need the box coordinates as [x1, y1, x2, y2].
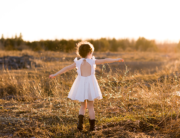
[0, 51, 180, 137]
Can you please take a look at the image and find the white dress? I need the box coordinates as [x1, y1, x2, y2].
[67, 56, 103, 102]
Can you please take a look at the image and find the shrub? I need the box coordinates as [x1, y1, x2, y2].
[176, 41, 180, 52]
[135, 37, 158, 52]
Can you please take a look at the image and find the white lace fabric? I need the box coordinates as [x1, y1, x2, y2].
[67, 56, 102, 102]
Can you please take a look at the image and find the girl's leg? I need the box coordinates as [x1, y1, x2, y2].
[79, 100, 87, 115]
[87, 100, 95, 119]
[77, 100, 87, 131]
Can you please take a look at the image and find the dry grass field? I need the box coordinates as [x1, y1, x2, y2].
[0, 50, 180, 138]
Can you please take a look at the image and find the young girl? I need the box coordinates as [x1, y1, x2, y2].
[49, 41, 124, 131]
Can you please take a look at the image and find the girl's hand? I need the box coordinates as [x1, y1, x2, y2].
[49, 74, 56, 78]
[117, 58, 124, 62]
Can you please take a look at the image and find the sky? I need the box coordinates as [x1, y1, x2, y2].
[0, 0, 180, 43]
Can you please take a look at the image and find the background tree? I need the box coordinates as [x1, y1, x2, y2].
[176, 41, 180, 52]
[135, 37, 158, 52]
[0, 33, 169, 52]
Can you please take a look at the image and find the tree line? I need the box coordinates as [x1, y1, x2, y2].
[0, 33, 179, 52]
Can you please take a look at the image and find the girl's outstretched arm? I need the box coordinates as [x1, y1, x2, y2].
[49, 63, 76, 78]
[95, 58, 124, 65]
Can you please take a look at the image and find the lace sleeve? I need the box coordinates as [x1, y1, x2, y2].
[74, 57, 78, 69]
[74, 57, 77, 62]
[92, 56, 96, 68]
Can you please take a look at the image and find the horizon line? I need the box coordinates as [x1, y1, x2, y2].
[1, 33, 179, 44]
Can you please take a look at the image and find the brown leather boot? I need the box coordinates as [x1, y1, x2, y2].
[89, 118, 96, 131]
[77, 114, 84, 131]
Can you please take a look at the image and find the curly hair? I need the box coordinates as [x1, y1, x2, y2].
[76, 41, 94, 58]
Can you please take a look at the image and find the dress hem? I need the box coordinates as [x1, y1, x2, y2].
[67, 96, 103, 102]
